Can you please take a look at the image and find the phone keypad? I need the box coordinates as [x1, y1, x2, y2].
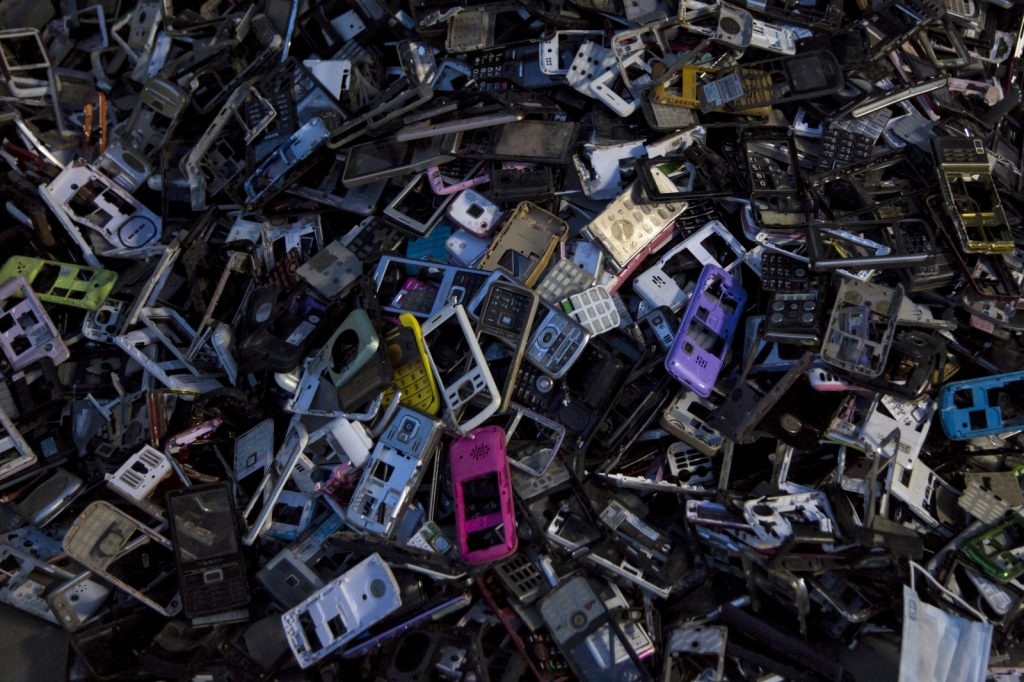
[437, 156, 481, 183]
[747, 152, 793, 191]
[470, 52, 509, 93]
[353, 228, 405, 260]
[769, 298, 818, 324]
[676, 200, 722, 230]
[482, 287, 531, 336]
[899, 229, 930, 255]
[764, 291, 822, 344]
[527, 309, 586, 375]
[816, 128, 873, 171]
[536, 259, 596, 305]
[392, 283, 437, 313]
[184, 563, 247, 611]
[513, 362, 558, 411]
[384, 326, 436, 412]
[251, 91, 295, 155]
[895, 229, 938, 273]
[559, 286, 619, 336]
[761, 251, 811, 293]
[451, 271, 488, 305]
[935, 137, 987, 165]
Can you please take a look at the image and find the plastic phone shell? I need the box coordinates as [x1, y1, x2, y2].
[372, 256, 490, 319]
[750, 18, 797, 54]
[16, 467, 84, 527]
[447, 189, 504, 238]
[661, 389, 724, 456]
[584, 173, 685, 269]
[346, 406, 443, 537]
[450, 425, 518, 563]
[245, 118, 330, 208]
[0, 547, 106, 626]
[633, 220, 746, 311]
[0, 277, 71, 371]
[42, 160, 163, 252]
[323, 309, 379, 388]
[933, 136, 1013, 254]
[939, 371, 1024, 441]
[478, 202, 569, 287]
[82, 299, 126, 342]
[383, 313, 441, 414]
[0, 257, 117, 310]
[105, 445, 175, 519]
[665, 264, 747, 397]
[820, 279, 903, 379]
[540, 30, 605, 75]
[478, 282, 539, 412]
[295, 240, 361, 299]
[46, 572, 111, 632]
[63, 501, 182, 617]
[383, 172, 455, 236]
[445, 228, 490, 268]
[242, 423, 310, 545]
[420, 303, 501, 433]
[281, 553, 402, 668]
[0, 403, 37, 483]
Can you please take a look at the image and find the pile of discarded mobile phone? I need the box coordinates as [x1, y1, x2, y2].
[2, 0, 1024, 680]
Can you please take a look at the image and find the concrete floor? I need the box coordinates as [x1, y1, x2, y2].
[0, 601, 69, 682]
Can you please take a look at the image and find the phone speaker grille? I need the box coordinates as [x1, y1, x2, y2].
[138, 451, 163, 468]
[119, 470, 144, 489]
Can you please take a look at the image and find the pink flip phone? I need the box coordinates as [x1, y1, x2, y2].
[450, 425, 518, 563]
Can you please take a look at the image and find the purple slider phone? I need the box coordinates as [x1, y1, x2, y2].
[665, 264, 746, 397]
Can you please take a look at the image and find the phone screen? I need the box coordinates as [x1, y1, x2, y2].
[54, 72, 94, 108]
[350, 140, 412, 176]
[169, 486, 238, 563]
[491, 121, 575, 161]
[346, 136, 451, 181]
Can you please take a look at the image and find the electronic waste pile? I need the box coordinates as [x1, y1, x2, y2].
[1, 0, 1024, 680]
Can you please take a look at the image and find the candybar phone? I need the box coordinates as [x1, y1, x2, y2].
[477, 281, 539, 412]
[166, 483, 249, 620]
[939, 370, 1024, 441]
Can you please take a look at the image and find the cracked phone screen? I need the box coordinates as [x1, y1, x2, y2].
[169, 487, 237, 563]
